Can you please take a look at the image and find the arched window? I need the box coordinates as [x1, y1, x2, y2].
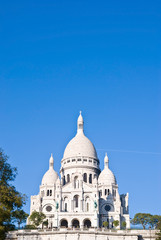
[89, 174, 92, 183]
[105, 189, 107, 195]
[65, 203, 67, 212]
[85, 196, 90, 212]
[67, 174, 70, 183]
[84, 219, 91, 228]
[47, 190, 49, 196]
[64, 197, 68, 212]
[50, 190, 52, 196]
[60, 219, 68, 228]
[74, 195, 79, 208]
[63, 176, 66, 185]
[72, 219, 80, 228]
[74, 176, 79, 188]
[87, 203, 89, 212]
[83, 173, 87, 183]
[108, 189, 110, 195]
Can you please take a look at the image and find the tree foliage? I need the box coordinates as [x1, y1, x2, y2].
[113, 220, 119, 228]
[149, 215, 161, 229]
[122, 221, 126, 229]
[24, 224, 36, 229]
[12, 210, 29, 229]
[0, 149, 27, 239]
[131, 213, 161, 230]
[131, 213, 152, 229]
[103, 221, 109, 228]
[29, 211, 46, 228]
[156, 220, 161, 240]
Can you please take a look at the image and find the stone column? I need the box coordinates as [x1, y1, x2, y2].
[80, 199, 83, 211]
[82, 199, 84, 212]
[62, 200, 64, 211]
[71, 199, 74, 211]
[94, 212, 99, 228]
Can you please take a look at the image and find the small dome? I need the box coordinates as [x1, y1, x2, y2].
[63, 112, 98, 159]
[41, 168, 59, 185]
[41, 154, 59, 185]
[98, 168, 116, 185]
[98, 154, 116, 185]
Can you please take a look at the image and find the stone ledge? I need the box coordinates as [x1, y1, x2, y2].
[6, 229, 158, 240]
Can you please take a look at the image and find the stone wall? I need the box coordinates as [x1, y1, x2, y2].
[6, 229, 157, 240]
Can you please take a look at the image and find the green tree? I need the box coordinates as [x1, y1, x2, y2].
[0, 149, 27, 239]
[12, 210, 29, 229]
[29, 211, 46, 228]
[149, 215, 161, 229]
[113, 220, 119, 228]
[24, 225, 36, 229]
[103, 221, 109, 228]
[131, 213, 152, 229]
[156, 220, 161, 240]
[122, 221, 126, 229]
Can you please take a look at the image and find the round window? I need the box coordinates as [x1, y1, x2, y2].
[104, 205, 111, 212]
[46, 206, 52, 212]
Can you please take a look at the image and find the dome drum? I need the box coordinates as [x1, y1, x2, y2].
[61, 157, 100, 170]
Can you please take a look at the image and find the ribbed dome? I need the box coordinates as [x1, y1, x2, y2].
[98, 168, 116, 185]
[63, 132, 98, 159]
[63, 112, 98, 159]
[41, 168, 59, 185]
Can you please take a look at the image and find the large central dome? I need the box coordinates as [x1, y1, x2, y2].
[63, 132, 98, 159]
[63, 112, 98, 159]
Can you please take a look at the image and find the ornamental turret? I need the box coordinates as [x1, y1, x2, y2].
[77, 111, 84, 133]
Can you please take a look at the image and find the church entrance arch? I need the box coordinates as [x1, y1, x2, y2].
[83, 219, 91, 228]
[72, 219, 80, 228]
[60, 219, 68, 228]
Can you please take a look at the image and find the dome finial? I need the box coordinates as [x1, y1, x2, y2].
[49, 153, 54, 169]
[77, 111, 84, 134]
[104, 153, 109, 169]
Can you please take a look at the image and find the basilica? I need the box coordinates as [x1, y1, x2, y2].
[29, 112, 130, 229]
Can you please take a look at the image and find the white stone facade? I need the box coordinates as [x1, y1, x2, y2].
[6, 229, 157, 240]
[28, 112, 130, 229]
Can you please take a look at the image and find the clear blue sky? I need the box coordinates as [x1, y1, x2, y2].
[0, 0, 161, 219]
